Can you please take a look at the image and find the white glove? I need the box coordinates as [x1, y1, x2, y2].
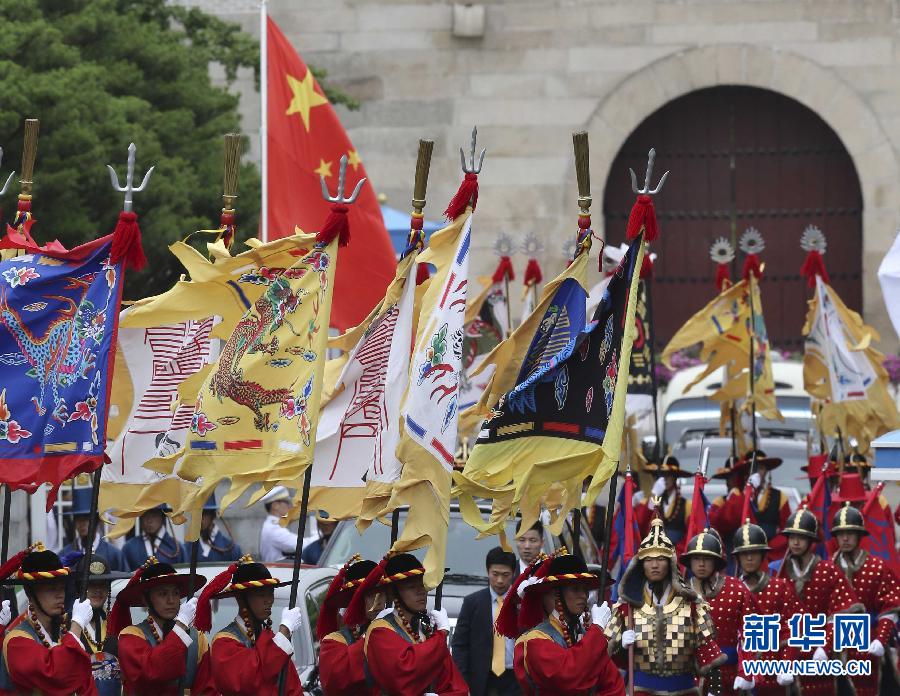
[591, 601, 612, 630]
[0, 600, 10, 627]
[175, 597, 197, 628]
[748, 472, 762, 489]
[776, 673, 794, 686]
[280, 606, 303, 634]
[813, 646, 828, 661]
[517, 576, 542, 598]
[733, 676, 754, 691]
[376, 606, 394, 620]
[632, 491, 645, 507]
[651, 477, 666, 497]
[867, 638, 885, 657]
[622, 629, 636, 647]
[430, 607, 450, 633]
[71, 598, 94, 630]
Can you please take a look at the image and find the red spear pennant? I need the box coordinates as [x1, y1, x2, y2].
[799, 225, 829, 288]
[625, 148, 668, 243]
[445, 127, 485, 220]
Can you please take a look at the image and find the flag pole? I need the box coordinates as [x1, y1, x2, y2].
[259, 0, 269, 243]
[644, 271, 663, 460]
[747, 273, 759, 452]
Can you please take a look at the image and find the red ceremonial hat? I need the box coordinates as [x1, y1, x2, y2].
[800, 454, 837, 479]
[832, 473, 868, 505]
[343, 552, 425, 628]
[317, 555, 378, 640]
[495, 554, 547, 639]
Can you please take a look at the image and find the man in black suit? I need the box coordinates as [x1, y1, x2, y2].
[451, 547, 521, 696]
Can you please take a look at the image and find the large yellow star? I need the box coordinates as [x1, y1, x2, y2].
[347, 149, 362, 171]
[314, 159, 333, 178]
[285, 70, 329, 131]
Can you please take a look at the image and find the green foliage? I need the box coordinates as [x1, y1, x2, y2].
[0, 0, 263, 299]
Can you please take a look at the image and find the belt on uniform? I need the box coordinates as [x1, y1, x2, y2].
[721, 646, 739, 664]
[634, 670, 695, 692]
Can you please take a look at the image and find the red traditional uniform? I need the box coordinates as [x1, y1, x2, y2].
[501, 552, 624, 696]
[194, 556, 303, 696]
[318, 556, 379, 696]
[831, 502, 900, 696]
[691, 574, 755, 695]
[108, 558, 213, 696]
[710, 486, 790, 562]
[634, 456, 692, 554]
[779, 508, 863, 696]
[0, 545, 96, 695]
[351, 552, 467, 696]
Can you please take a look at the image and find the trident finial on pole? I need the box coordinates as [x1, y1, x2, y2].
[629, 148, 668, 195]
[0, 148, 15, 195]
[106, 143, 155, 212]
[320, 155, 365, 204]
[459, 126, 486, 174]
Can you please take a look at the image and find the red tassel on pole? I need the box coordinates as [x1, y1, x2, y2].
[443, 173, 478, 221]
[343, 555, 389, 628]
[106, 567, 144, 637]
[715, 264, 731, 292]
[491, 255, 515, 283]
[416, 263, 431, 286]
[195, 562, 239, 632]
[110, 211, 147, 271]
[742, 253, 762, 281]
[316, 204, 351, 247]
[800, 250, 829, 288]
[523, 258, 543, 287]
[639, 255, 654, 280]
[625, 194, 659, 242]
[0, 547, 30, 583]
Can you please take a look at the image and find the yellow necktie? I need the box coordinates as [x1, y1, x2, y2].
[492, 595, 505, 676]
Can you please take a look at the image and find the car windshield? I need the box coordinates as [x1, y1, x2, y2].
[321, 512, 520, 578]
[665, 395, 812, 448]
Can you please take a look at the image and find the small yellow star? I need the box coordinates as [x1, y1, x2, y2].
[347, 149, 362, 171]
[314, 159, 333, 178]
[285, 69, 329, 131]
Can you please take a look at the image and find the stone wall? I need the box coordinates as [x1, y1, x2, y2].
[190, 0, 900, 347]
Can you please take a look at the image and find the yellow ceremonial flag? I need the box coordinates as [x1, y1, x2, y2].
[803, 275, 899, 450]
[660, 276, 781, 421]
[144, 231, 338, 525]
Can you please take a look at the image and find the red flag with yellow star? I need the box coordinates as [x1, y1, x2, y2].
[266, 17, 395, 330]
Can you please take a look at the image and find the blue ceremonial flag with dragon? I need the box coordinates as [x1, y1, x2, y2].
[0, 234, 124, 498]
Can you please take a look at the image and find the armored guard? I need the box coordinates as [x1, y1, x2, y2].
[0, 544, 97, 695]
[778, 506, 862, 696]
[354, 552, 468, 695]
[318, 555, 381, 696]
[197, 556, 304, 695]
[633, 455, 692, 553]
[732, 521, 801, 695]
[109, 558, 211, 695]
[605, 517, 725, 695]
[682, 529, 755, 695]
[501, 550, 624, 696]
[831, 503, 900, 696]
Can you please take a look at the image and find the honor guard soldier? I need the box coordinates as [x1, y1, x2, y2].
[732, 521, 800, 695]
[0, 544, 97, 695]
[708, 455, 750, 557]
[499, 550, 624, 696]
[605, 516, 726, 696]
[710, 451, 790, 562]
[109, 557, 212, 695]
[74, 554, 131, 696]
[682, 529, 755, 695]
[633, 456, 692, 553]
[61, 486, 126, 572]
[121, 505, 185, 570]
[351, 552, 468, 695]
[778, 506, 862, 696]
[196, 555, 304, 695]
[831, 503, 900, 696]
[184, 493, 242, 564]
[318, 555, 382, 696]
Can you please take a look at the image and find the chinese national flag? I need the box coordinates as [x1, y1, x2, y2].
[266, 17, 396, 329]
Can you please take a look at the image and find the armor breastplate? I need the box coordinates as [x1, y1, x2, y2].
[631, 595, 704, 677]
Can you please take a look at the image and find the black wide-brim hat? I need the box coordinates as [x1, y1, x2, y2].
[78, 554, 131, 583]
[744, 449, 783, 471]
[324, 559, 378, 608]
[212, 561, 290, 599]
[12, 549, 70, 585]
[523, 553, 601, 595]
[711, 455, 750, 480]
[116, 561, 207, 606]
[644, 455, 691, 478]
[379, 553, 426, 586]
